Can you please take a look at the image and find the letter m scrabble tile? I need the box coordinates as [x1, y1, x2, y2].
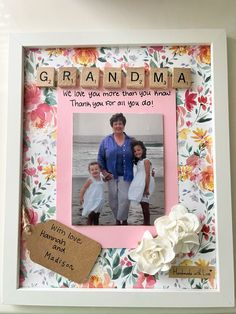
[150, 68, 168, 89]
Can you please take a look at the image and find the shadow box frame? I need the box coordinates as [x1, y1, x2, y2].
[2, 29, 234, 308]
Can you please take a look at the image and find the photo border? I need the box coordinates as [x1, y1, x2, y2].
[57, 88, 177, 248]
[2, 30, 234, 307]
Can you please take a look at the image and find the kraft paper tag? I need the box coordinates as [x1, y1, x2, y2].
[169, 266, 215, 279]
[24, 219, 102, 283]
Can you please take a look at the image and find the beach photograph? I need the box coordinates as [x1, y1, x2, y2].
[72, 113, 165, 226]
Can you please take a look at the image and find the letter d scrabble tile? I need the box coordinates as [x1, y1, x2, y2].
[126, 67, 145, 89]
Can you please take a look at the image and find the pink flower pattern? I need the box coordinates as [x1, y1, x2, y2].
[20, 45, 215, 290]
[185, 90, 197, 111]
[24, 84, 41, 111]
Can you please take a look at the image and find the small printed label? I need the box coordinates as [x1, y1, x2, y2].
[169, 266, 215, 279]
[24, 219, 101, 283]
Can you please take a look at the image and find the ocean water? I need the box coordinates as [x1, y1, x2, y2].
[72, 139, 164, 177]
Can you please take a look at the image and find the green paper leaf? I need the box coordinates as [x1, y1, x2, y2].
[100, 47, 106, 54]
[23, 185, 31, 199]
[29, 52, 34, 63]
[199, 247, 215, 254]
[98, 57, 107, 63]
[205, 88, 209, 95]
[154, 51, 158, 62]
[207, 203, 214, 211]
[122, 281, 126, 288]
[45, 95, 57, 106]
[112, 254, 120, 268]
[198, 116, 212, 123]
[104, 257, 111, 267]
[195, 284, 202, 289]
[32, 194, 44, 204]
[107, 267, 112, 278]
[112, 266, 122, 280]
[150, 59, 157, 68]
[127, 254, 136, 263]
[47, 206, 56, 214]
[122, 266, 133, 277]
[207, 216, 212, 224]
[40, 212, 47, 223]
[25, 60, 34, 74]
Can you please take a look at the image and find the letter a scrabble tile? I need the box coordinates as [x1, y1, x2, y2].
[80, 67, 100, 88]
[172, 68, 191, 89]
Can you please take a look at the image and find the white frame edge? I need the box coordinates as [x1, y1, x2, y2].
[2, 30, 234, 308]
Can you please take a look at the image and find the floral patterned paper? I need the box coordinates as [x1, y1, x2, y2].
[21, 45, 216, 290]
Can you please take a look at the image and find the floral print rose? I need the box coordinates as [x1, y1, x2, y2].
[155, 204, 201, 254]
[130, 231, 176, 275]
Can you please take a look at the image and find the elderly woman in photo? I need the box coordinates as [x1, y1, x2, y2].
[98, 113, 133, 225]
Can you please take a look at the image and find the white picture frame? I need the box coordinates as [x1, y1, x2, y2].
[2, 30, 234, 308]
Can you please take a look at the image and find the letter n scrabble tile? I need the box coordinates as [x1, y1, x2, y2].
[103, 67, 122, 89]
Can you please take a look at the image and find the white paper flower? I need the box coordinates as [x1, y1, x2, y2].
[130, 230, 176, 275]
[154, 204, 201, 254]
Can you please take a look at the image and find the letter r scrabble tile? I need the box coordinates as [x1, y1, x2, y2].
[36, 67, 55, 87]
[58, 67, 77, 87]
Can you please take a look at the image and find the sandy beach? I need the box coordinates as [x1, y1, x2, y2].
[72, 176, 164, 225]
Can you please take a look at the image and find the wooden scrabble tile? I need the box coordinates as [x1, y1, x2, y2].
[103, 67, 122, 89]
[172, 68, 191, 89]
[126, 67, 145, 89]
[58, 67, 77, 87]
[36, 67, 55, 87]
[80, 67, 100, 88]
[149, 68, 168, 89]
